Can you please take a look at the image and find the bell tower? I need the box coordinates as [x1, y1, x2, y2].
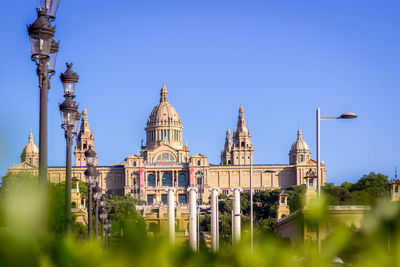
[231, 105, 254, 165]
[74, 107, 97, 166]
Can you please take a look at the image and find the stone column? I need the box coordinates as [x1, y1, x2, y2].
[231, 187, 241, 245]
[187, 187, 198, 251]
[210, 187, 219, 252]
[166, 188, 176, 243]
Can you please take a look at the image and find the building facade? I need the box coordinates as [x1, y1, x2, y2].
[9, 82, 326, 204]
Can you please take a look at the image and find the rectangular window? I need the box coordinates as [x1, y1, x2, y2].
[179, 194, 187, 204]
[147, 194, 154, 204]
[161, 194, 168, 204]
[197, 177, 202, 186]
[222, 190, 229, 195]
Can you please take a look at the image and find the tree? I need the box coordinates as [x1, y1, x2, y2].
[106, 195, 146, 239]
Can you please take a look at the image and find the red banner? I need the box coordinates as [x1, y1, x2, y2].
[140, 168, 144, 187]
[190, 168, 195, 186]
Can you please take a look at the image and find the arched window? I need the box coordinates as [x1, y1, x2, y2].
[155, 153, 175, 163]
[178, 174, 186, 187]
[162, 173, 172, 187]
[197, 160, 201, 166]
[147, 174, 155, 187]
[241, 141, 245, 148]
[83, 144, 87, 150]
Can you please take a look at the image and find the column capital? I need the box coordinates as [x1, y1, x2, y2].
[208, 187, 220, 192]
[231, 187, 242, 192]
[187, 187, 198, 192]
[165, 187, 176, 192]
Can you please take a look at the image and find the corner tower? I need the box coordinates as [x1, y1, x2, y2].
[289, 127, 311, 165]
[74, 107, 97, 166]
[21, 130, 39, 167]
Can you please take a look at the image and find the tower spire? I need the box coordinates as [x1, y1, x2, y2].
[237, 104, 247, 131]
[80, 106, 90, 134]
[75, 107, 96, 166]
[29, 129, 33, 142]
[160, 81, 168, 103]
[297, 126, 303, 140]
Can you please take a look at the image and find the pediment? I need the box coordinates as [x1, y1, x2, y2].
[191, 153, 208, 158]
[9, 162, 37, 170]
[126, 154, 141, 159]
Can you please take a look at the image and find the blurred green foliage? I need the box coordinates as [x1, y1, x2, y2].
[0, 171, 398, 267]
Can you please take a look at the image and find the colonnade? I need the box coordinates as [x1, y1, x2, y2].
[165, 187, 241, 252]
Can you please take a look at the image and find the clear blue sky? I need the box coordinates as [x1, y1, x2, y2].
[1, 0, 399, 184]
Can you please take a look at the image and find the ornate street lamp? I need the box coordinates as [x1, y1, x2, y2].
[99, 195, 106, 208]
[93, 183, 102, 237]
[99, 206, 109, 240]
[48, 39, 60, 75]
[38, 0, 61, 19]
[28, 7, 58, 184]
[85, 147, 96, 166]
[85, 147, 98, 239]
[59, 63, 80, 233]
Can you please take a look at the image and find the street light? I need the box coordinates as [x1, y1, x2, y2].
[99, 203, 109, 240]
[59, 63, 80, 234]
[38, 0, 61, 19]
[250, 165, 253, 252]
[316, 108, 358, 197]
[48, 39, 60, 74]
[85, 164, 98, 239]
[93, 183, 102, 238]
[316, 107, 357, 252]
[27, 7, 57, 184]
[85, 147, 96, 166]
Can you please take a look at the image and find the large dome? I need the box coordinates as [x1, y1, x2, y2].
[290, 128, 310, 153]
[145, 82, 184, 150]
[147, 82, 182, 127]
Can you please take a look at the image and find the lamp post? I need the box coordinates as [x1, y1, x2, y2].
[59, 63, 80, 234]
[84, 147, 97, 239]
[316, 108, 357, 252]
[99, 196, 108, 240]
[93, 183, 102, 238]
[250, 165, 253, 252]
[28, 1, 60, 184]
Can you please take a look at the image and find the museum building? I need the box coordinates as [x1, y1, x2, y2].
[9, 82, 326, 204]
